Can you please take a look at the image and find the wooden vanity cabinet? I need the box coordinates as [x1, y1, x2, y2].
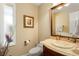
[43, 45, 64, 56]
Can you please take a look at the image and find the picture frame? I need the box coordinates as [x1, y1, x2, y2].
[24, 15, 34, 28]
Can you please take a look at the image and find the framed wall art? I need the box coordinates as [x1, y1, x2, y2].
[24, 15, 34, 28]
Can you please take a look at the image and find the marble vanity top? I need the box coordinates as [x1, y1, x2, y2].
[42, 38, 79, 56]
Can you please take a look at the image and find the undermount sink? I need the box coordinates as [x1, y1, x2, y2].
[47, 39, 75, 49]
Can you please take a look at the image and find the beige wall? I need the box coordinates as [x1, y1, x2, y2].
[7, 3, 38, 56]
[6, 3, 52, 55]
[38, 4, 52, 41]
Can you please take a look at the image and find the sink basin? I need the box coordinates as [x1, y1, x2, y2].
[48, 39, 75, 49]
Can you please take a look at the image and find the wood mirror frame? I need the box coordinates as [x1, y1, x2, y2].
[50, 3, 79, 40]
[50, 3, 65, 36]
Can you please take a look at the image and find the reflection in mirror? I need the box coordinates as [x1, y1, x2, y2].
[51, 3, 79, 38]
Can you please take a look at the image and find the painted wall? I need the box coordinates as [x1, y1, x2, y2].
[7, 3, 38, 56]
[38, 4, 52, 41]
[4, 3, 52, 55]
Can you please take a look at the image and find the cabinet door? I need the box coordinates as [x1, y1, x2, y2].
[43, 46, 64, 56]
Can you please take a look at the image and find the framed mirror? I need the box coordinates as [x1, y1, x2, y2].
[51, 3, 79, 38]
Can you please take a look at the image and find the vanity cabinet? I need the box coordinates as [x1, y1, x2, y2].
[43, 45, 64, 56]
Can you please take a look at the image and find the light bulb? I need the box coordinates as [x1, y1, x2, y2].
[64, 4, 70, 7]
[57, 6, 63, 10]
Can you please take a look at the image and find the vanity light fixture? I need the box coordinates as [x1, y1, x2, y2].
[56, 3, 70, 10]
[64, 3, 70, 7]
[57, 6, 63, 10]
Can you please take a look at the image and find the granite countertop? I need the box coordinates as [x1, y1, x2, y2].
[42, 38, 79, 56]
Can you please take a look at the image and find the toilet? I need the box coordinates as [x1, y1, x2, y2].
[27, 43, 43, 56]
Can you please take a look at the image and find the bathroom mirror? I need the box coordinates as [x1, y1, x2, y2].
[51, 3, 79, 38]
